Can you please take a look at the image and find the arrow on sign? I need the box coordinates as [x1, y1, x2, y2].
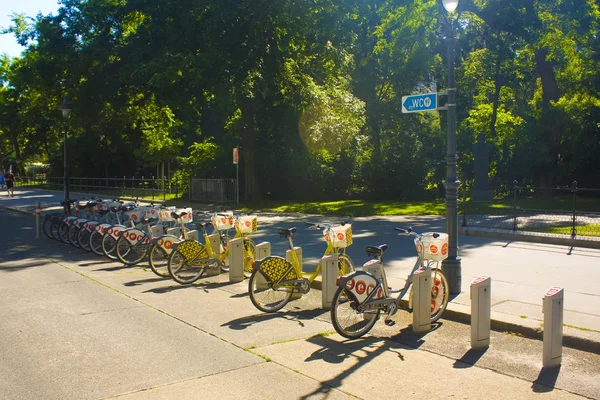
[401, 93, 438, 113]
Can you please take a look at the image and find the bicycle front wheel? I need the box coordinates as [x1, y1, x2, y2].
[78, 227, 92, 251]
[116, 236, 146, 265]
[331, 286, 380, 339]
[168, 241, 210, 284]
[148, 244, 170, 278]
[243, 238, 256, 278]
[337, 254, 355, 276]
[58, 222, 70, 244]
[42, 217, 54, 240]
[430, 267, 449, 323]
[89, 230, 104, 256]
[248, 267, 292, 313]
[68, 225, 81, 248]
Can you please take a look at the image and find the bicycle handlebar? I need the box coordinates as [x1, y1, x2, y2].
[395, 227, 440, 239]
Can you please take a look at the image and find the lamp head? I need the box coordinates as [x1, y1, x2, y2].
[59, 96, 72, 118]
[442, 0, 459, 12]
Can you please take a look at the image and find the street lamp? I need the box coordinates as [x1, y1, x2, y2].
[59, 96, 72, 207]
[441, 0, 462, 294]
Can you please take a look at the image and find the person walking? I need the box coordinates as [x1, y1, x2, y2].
[0, 170, 5, 191]
[5, 170, 15, 197]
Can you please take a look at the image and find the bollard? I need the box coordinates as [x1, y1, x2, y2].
[227, 237, 244, 283]
[320, 254, 338, 309]
[35, 202, 41, 238]
[543, 286, 564, 368]
[412, 268, 432, 333]
[254, 242, 271, 290]
[256, 242, 271, 260]
[204, 233, 222, 277]
[286, 247, 303, 299]
[470, 276, 491, 349]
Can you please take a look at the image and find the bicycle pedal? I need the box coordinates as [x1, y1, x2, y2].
[384, 319, 396, 327]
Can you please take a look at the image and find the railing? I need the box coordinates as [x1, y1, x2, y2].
[17, 175, 238, 204]
[29, 176, 179, 200]
[462, 181, 600, 238]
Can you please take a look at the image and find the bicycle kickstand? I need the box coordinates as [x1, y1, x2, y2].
[384, 303, 398, 326]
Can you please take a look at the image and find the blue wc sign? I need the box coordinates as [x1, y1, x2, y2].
[401, 93, 438, 113]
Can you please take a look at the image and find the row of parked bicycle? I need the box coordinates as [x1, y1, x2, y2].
[42, 198, 257, 285]
[42, 197, 451, 339]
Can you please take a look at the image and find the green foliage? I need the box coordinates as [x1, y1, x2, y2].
[0, 0, 599, 202]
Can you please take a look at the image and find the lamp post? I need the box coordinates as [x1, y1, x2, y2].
[441, 0, 462, 295]
[59, 97, 72, 207]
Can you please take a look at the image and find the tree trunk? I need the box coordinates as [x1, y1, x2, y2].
[239, 97, 261, 202]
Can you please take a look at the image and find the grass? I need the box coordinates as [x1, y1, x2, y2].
[240, 199, 447, 217]
[521, 224, 600, 237]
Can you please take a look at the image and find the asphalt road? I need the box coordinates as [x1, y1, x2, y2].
[1, 203, 600, 399]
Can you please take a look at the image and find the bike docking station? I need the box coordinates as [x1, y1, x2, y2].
[253, 241, 271, 290]
[227, 237, 244, 283]
[205, 231, 223, 277]
[412, 267, 433, 333]
[286, 246, 303, 300]
[470, 276, 491, 349]
[543, 286, 564, 368]
[320, 253, 338, 309]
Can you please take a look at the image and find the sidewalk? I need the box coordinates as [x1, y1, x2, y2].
[1, 187, 599, 354]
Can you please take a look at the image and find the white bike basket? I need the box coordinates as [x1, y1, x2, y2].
[237, 215, 258, 233]
[325, 225, 353, 248]
[178, 207, 193, 224]
[418, 232, 449, 261]
[212, 212, 234, 230]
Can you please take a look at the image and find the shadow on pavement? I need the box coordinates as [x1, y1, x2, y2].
[222, 308, 327, 331]
[532, 366, 561, 393]
[453, 347, 488, 368]
[300, 334, 406, 399]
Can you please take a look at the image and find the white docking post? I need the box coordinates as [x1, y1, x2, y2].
[470, 276, 491, 349]
[227, 237, 244, 282]
[254, 242, 271, 289]
[320, 254, 338, 309]
[286, 247, 303, 299]
[543, 286, 564, 368]
[205, 233, 223, 276]
[412, 268, 432, 333]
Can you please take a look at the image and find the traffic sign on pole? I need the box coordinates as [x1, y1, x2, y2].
[401, 93, 437, 113]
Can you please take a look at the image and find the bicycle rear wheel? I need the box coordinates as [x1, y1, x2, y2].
[148, 244, 170, 278]
[330, 286, 380, 339]
[168, 241, 210, 284]
[50, 219, 61, 241]
[248, 267, 293, 313]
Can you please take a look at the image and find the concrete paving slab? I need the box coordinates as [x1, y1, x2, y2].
[254, 334, 585, 400]
[110, 361, 355, 400]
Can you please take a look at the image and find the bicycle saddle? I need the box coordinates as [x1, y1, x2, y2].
[196, 221, 212, 232]
[171, 211, 188, 219]
[277, 227, 297, 237]
[365, 244, 388, 258]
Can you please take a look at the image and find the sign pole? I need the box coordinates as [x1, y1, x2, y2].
[233, 147, 239, 205]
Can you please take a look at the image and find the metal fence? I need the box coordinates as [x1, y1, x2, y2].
[462, 181, 600, 238]
[29, 176, 179, 200]
[189, 178, 237, 204]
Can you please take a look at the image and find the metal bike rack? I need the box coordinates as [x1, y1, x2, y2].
[227, 237, 244, 283]
[412, 268, 432, 333]
[320, 254, 338, 309]
[543, 286, 564, 367]
[470, 276, 491, 349]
